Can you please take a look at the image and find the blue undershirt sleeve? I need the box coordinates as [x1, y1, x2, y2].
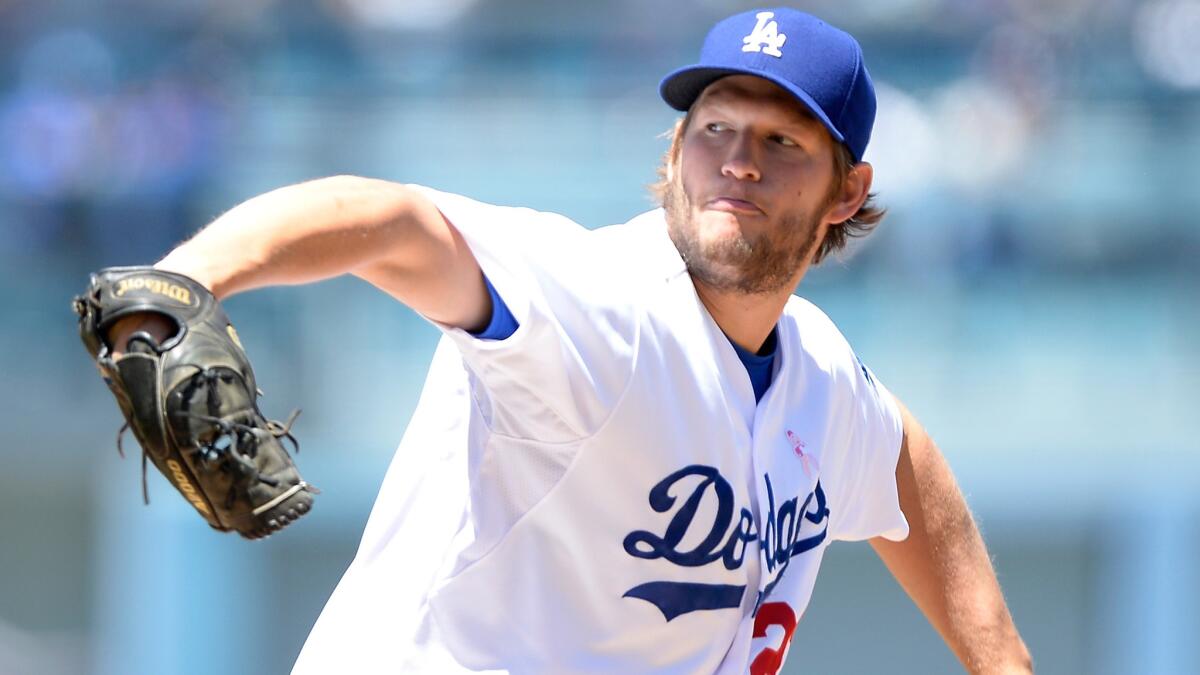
[469, 274, 520, 341]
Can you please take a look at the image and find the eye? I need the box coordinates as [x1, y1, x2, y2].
[705, 122, 729, 133]
[769, 134, 798, 147]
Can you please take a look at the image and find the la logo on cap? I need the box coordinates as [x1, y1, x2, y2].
[742, 11, 787, 58]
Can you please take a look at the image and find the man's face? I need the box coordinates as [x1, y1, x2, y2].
[664, 75, 841, 295]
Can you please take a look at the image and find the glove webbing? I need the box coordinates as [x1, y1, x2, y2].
[114, 383, 303, 509]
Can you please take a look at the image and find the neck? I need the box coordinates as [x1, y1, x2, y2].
[693, 278, 797, 353]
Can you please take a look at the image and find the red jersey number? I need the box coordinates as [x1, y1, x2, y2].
[750, 602, 798, 675]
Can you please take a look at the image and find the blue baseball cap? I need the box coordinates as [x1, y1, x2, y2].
[660, 8, 876, 162]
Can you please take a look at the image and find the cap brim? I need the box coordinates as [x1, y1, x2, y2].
[658, 65, 847, 147]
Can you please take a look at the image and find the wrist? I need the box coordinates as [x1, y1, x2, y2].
[154, 250, 223, 299]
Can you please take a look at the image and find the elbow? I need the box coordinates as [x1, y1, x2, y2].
[313, 174, 413, 202]
[311, 175, 427, 229]
[318, 173, 371, 187]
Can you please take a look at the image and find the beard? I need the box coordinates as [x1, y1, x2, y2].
[663, 172, 823, 296]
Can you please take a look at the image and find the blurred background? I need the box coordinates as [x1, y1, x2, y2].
[1, 0, 1197, 673]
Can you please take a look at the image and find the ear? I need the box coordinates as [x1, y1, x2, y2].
[823, 162, 873, 225]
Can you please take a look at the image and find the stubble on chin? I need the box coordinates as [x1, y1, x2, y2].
[663, 174, 821, 296]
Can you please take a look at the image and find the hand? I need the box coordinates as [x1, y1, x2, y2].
[107, 313, 175, 357]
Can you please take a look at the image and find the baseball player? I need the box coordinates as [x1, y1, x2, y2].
[87, 8, 1031, 674]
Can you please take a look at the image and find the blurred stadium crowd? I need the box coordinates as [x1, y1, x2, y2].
[1, 0, 1197, 275]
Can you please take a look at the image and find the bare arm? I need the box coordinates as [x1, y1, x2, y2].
[870, 400, 1033, 674]
[110, 176, 489, 350]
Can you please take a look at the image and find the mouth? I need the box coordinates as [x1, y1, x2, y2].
[705, 197, 765, 215]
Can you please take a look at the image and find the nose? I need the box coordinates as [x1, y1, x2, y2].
[721, 134, 761, 182]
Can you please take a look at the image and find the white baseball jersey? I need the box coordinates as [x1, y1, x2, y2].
[292, 188, 908, 674]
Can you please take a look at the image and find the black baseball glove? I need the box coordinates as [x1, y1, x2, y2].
[74, 266, 316, 539]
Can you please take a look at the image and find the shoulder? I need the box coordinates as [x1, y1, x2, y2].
[779, 295, 885, 395]
[412, 186, 664, 260]
[780, 296, 854, 364]
[408, 185, 590, 242]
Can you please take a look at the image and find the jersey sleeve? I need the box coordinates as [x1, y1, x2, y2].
[408, 185, 638, 442]
[829, 356, 909, 543]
